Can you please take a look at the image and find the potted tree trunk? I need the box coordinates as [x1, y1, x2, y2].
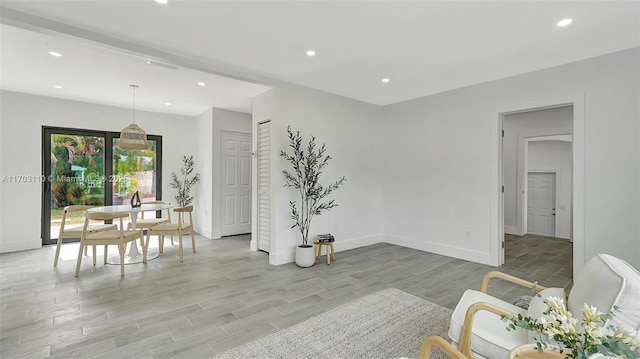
[280, 126, 346, 267]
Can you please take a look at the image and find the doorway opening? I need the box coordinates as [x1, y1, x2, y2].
[498, 100, 582, 280]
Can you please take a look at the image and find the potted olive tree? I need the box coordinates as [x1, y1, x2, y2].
[280, 126, 346, 267]
[170, 155, 200, 207]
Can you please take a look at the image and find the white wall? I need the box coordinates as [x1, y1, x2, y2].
[381, 88, 497, 263]
[2, 47, 639, 273]
[252, 84, 385, 265]
[0, 90, 196, 252]
[503, 106, 572, 235]
[383, 47, 639, 270]
[211, 108, 252, 239]
[194, 108, 214, 238]
[528, 140, 573, 239]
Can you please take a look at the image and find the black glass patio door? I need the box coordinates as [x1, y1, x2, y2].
[42, 126, 162, 245]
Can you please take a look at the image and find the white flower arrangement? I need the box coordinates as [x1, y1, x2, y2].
[503, 296, 640, 359]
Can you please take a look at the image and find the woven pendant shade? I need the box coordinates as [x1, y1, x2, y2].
[119, 84, 148, 150]
[120, 123, 148, 150]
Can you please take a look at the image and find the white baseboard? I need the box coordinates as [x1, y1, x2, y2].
[269, 250, 294, 266]
[269, 234, 383, 266]
[194, 227, 213, 239]
[384, 234, 493, 266]
[268, 234, 492, 266]
[504, 226, 520, 235]
[334, 234, 383, 252]
[211, 228, 222, 239]
[0, 241, 40, 253]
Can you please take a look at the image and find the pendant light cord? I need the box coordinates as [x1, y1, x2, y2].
[130, 84, 139, 125]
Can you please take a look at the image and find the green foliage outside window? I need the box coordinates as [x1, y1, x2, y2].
[51, 134, 104, 208]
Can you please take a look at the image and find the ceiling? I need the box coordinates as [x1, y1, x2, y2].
[1, 1, 639, 116]
[0, 24, 270, 115]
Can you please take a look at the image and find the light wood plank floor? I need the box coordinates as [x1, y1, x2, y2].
[0, 233, 572, 358]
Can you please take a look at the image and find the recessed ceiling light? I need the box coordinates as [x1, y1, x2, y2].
[53, 85, 63, 89]
[381, 78, 390, 83]
[557, 18, 572, 27]
[165, 102, 172, 106]
[49, 51, 62, 57]
[155, 0, 168, 4]
[197, 82, 206, 86]
[306, 50, 316, 57]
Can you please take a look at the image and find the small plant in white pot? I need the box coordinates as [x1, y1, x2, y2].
[280, 126, 346, 267]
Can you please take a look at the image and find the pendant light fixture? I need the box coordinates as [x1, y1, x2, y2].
[119, 84, 148, 150]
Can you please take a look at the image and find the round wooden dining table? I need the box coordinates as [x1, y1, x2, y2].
[87, 202, 174, 264]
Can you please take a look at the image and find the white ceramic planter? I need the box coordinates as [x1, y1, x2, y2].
[295, 245, 316, 267]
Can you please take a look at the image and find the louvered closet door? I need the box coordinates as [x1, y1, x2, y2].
[257, 121, 271, 253]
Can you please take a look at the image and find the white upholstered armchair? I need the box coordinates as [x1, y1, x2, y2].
[447, 254, 640, 359]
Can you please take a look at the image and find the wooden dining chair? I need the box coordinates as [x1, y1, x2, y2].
[126, 200, 173, 252]
[145, 205, 195, 262]
[75, 211, 144, 277]
[54, 205, 117, 266]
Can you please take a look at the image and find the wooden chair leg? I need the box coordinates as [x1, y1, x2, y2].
[104, 245, 108, 264]
[92, 245, 97, 265]
[191, 231, 196, 253]
[118, 244, 125, 276]
[53, 236, 64, 266]
[178, 232, 184, 262]
[146, 231, 152, 257]
[330, 243, 335, 261]
[74, 243, 84, 277]
[159, 235, 164, 254]
[143, 232, 149, 263]
[326, 245, 330, 264]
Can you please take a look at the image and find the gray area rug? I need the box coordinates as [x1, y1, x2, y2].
[213, 288, 453, 359]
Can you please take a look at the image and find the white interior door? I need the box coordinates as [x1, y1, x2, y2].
[257, 121, 271, 253]
[221, 132, 252, 236]
[527, 172, 556, 236]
